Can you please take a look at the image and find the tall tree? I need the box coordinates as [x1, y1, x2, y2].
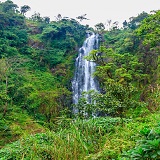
[31, 12, 42, 22]
[1, 0, 18, 13]
[55, 14, 62, 21]
[95, 23, 105, 35]
[20, 5, 30, 15]
[128, 11, 149, 29]
[123, 20, 128, 29]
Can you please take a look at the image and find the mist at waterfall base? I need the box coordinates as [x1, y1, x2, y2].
[72, 32, 99, 114]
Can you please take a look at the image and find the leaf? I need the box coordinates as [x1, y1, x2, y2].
[151, 153, 158, 159]
[157, 150, 160, 155]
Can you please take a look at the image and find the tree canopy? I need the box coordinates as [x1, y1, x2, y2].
[0, 1, 159, 159]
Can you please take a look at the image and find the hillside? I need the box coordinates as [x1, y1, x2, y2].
[0, 1, 159, 159]
[0, 0, 87, 147]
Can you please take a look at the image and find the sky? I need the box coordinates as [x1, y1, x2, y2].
[1, 0, 160, 27]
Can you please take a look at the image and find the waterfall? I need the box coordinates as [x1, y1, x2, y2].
[72, 32, 99, 112]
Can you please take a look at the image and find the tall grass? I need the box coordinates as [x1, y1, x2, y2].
[0, 113, 159, 159]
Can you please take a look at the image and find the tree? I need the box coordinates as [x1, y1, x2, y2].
[43, 16, 50, 24]
[111, 21, 119, 30]
[76, 14, 89, 22]
[135, 10, 160, 83]
[0, 57, 28, 116]
[85, 45, 146, 117]
[28, 87, 71, 125]
[55, 14, 62, 21]
[123, 20, 128, 29]
[106, 19, 112, 30]
[31, 12, 42, 22]
[20, 5, 30, 15]
[1, 0, 18, 13]
[128, 11, 149, 29]
[95, 23, 105, 33]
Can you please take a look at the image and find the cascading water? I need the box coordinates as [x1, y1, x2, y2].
[72, 32, 99, 112]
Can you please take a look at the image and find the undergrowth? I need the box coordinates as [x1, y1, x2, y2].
[0, 113, 159, 160]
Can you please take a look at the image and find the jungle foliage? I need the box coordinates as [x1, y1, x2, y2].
[0, 0, 87, 146]
[0, 1, 159, 159]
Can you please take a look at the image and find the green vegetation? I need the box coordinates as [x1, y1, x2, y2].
[0, 1, 159, 159]
[0, 0, 87, 147]
[0, 114, 159, 159]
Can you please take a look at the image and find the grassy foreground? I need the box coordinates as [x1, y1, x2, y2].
[0, 112, 159, 160]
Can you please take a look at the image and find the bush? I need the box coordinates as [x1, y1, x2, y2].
[122, 124, 160, 160]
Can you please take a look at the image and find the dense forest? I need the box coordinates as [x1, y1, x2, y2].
[0, 0, 159, 159]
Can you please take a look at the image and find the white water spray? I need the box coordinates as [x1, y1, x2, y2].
[72, 32, 99, 112]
